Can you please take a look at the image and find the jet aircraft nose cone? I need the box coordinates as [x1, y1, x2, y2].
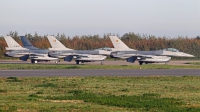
[186, 54, 195, 58]
[180, 52, 195, 57]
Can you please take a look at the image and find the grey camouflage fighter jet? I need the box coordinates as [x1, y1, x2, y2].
[47, 36, 110, 65]
[109, 36, 194, 65]
[4, 36, 59, 64]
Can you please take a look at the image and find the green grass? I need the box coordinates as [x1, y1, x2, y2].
[1, 76, 200, 111]
[45, 91, 184, 111]
[0, 63, 199, 70]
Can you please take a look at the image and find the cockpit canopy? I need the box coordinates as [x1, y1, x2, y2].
[163, 48, 179, 52]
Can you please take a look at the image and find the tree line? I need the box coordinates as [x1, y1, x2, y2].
[0, 31, 199, 59]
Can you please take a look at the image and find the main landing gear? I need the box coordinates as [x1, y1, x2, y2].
[139, 61, 143, 65]
[75, 60, 80, 64]
[31, 59, 38, 64]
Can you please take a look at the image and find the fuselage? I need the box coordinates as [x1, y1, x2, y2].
[5, 49, 50, 57]
[48, 49, 110, 58]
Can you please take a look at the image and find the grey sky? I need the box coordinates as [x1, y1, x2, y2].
[0, 0, 200, 37]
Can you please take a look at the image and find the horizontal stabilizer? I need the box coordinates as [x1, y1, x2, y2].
[64, 55, 73, 62]
[20, 55, 29, 61]
[127, 56, 137, 63]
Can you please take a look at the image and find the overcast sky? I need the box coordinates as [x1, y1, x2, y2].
[0, 0, 200, 37]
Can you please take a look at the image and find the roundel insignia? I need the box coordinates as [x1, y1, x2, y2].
[116, 40, 118, 42]
[53, 40, 56, 42]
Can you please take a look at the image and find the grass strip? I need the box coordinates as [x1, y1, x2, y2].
[44, 91, 186, 111]
[1, 76, 200, 111]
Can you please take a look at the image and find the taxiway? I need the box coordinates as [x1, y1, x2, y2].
[0, 60, 199, 77]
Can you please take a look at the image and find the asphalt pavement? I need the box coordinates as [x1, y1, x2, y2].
[0, 69, 200, 77]
[0, 60, 199, 77]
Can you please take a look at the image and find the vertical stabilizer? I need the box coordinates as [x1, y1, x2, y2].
[20, 36, 38, 49]
[109, 36, 135, 50]
[47, 36, 72, 50]
[4, 36, 22, 48]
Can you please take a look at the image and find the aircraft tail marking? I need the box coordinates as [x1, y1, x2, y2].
[109, 36, 135, 50]
[4, 36, 22, 48]
[47, 36, 72, 50]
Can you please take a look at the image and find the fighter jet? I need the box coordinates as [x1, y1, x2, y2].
[109, 36, 194, 65]
[47, 36, 110, 65]
[4, 36, 59, 64]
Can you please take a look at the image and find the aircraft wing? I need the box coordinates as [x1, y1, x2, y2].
[111, 50, 163, 58]
[126, 55, 157, 63]
[63, 54, 92, 62]
[63, 54, 107, 62]
[137, 55, 157, 59]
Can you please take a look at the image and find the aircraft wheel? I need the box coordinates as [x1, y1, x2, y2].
[80, 61, 84, 64]
[31, 59, 38, 64]
[76, 60, 79, 64]
[139, 61, 143, 65]
[101, 62, 104, 65]
[34, 60, 38, 64]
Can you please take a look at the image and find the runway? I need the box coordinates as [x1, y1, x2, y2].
[0, 69, 200, 77]
[0, 60, 199, 77]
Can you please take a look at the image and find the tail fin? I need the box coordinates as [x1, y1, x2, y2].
[47, 36, 72, 50]
[4, 36, 22, 48]
[20, 36, 38, 49]
[109, 36, 135, 50]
